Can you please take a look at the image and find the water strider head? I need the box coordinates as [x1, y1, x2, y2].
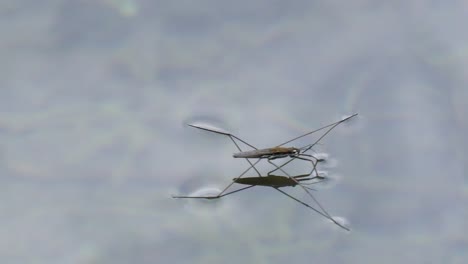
[291, 147, 300, 155]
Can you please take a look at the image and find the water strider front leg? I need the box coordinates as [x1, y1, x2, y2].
[267, 159, 291, 176]
[266, 154, 319, 177]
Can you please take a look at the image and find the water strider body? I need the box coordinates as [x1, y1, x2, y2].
[232, 146, 299, 159]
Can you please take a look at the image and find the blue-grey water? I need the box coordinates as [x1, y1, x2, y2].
[1, 1, 467, 263]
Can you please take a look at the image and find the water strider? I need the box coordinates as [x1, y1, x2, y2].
[188, 113, 358, 176]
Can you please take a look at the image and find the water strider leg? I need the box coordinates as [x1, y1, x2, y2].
[267, 155, 320, 178]
[277, 113, 358, 147]
[186, 123, 262, 176]
[272, 114, 358, 175]
[172, 158, 261, 199]
[229, 136, 262, 177]
[267, 159, 337, 223]
[274, 188, 350, 231]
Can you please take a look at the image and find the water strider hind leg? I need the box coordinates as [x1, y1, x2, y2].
[274, 187, 350, 231]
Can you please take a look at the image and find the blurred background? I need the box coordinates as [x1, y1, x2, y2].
[1, 0, 467, 263]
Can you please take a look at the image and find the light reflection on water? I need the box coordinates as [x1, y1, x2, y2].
[329, 216, 352, 232]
